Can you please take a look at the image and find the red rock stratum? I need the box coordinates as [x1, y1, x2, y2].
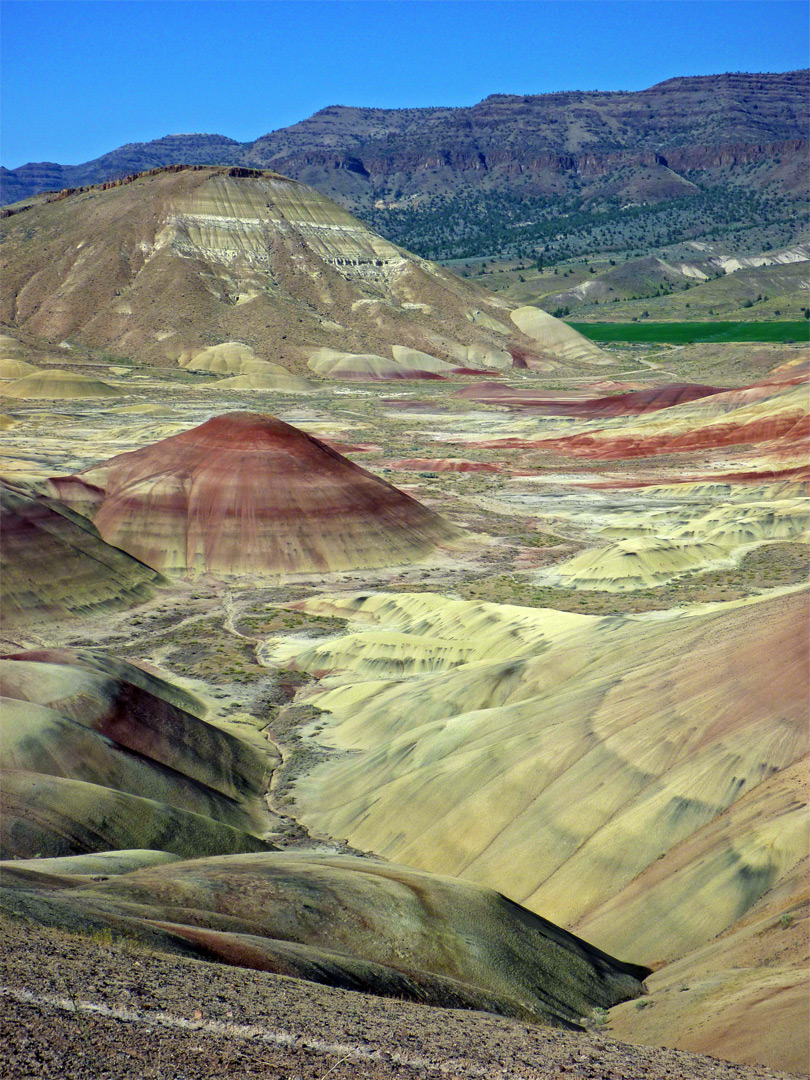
[49, 412, 459, 576]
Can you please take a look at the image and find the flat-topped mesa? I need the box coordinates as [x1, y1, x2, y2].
[50, 412, 459, 577]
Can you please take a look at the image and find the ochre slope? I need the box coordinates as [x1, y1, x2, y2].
[208, 372, 316, 392]
[307, 347, 444, 381]
[537, 492, 808, 591]
[49, 412, 459, 576]
[0, 481, 163, 628]
[609, 848, 809, 1073]
[177, 342, 277, 374]
[0, 166, 603, 373]
[0, 358, 39, 379]
[279, 588, 808, 965]
[510, 307, 611, 366]
[0, 771, 271, 860]
[1, 369, 122, 399]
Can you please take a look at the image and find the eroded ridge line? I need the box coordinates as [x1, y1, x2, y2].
[1, 984, 535, 1078]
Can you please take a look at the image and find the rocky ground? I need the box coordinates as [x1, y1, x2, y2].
[1, 915, 801, 1080]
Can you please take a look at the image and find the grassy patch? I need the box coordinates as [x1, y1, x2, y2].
[568, 321, 809, 344]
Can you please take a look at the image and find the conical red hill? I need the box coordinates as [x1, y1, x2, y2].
[54, 412, 458, 576]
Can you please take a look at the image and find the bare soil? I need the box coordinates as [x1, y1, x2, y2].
[1, 915, 799, 1080]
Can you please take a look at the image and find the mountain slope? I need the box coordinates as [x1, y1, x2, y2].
[0, 165, 605, 373]
[3, 72, 807, 262]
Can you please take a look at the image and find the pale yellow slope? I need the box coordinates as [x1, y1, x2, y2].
[1, 369, 122, 399]
[178, 342, 290, 376]
[609, 834, 809, 1074]
[208, 372, 317, 392]
[308, 348, 396, 378]
[286, 588, 808, 967]
[510, 306, 611, 365]
[0, 359, 39, 379]
[535, 492, 808, 592]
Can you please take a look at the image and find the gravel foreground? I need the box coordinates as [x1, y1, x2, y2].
[1, 914, 800, 1080]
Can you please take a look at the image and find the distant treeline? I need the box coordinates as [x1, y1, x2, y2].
[366, 183, 807, 264]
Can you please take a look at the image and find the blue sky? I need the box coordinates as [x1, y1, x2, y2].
[1, 0, 808, 168]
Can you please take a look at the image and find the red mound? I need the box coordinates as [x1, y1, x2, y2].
[508, 346, 560, 370]
[378, 400, 458, 413]
[345, 368, 445, 381]
[50, 413, 458, 576]
[454, 382, 578, 409]
[587, 464, 810, 490]
[321, 441, 381, 454]
[456, 381, 542, 399]
[541, 412, 809, 460]
[478, 374, 809, 461]
[456, 382, 727, 415]
[565, 384, 728, 416]
[449, 367, 505, 377]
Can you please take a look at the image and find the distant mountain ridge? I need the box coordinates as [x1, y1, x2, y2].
[4, 72, 807, 195]
[3, 71, 808, 262]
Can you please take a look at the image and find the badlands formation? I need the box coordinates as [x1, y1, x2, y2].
[0, 168, 808, 1079]
[0, 166, 602, 376]
[47, 412, 460, 576]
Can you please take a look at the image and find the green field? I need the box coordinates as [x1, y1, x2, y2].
[567, 321, 810, 344]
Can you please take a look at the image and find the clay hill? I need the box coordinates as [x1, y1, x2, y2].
[1, 648, 652, 1035]
[0, 648, 274, 858]
[2, 72, 807, 260]
[47, 412, 459, 576]
[0, 481, 163, 629]
[269, 585, 809, 1071]
[0, 165, 609, 374]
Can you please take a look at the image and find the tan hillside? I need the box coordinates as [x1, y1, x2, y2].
[1, 369, 122, 399]
[0, 160, 805, 1080]
[0, 166, 608, 376]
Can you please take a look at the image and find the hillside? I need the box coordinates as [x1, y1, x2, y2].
[0, 114, 808, 1076]
[3, 71, 807, 262]
[0, 165, 608, 374]
[480, 238, 810, 321]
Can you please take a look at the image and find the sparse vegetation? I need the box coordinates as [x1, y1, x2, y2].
[369, 185, 807, 265]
